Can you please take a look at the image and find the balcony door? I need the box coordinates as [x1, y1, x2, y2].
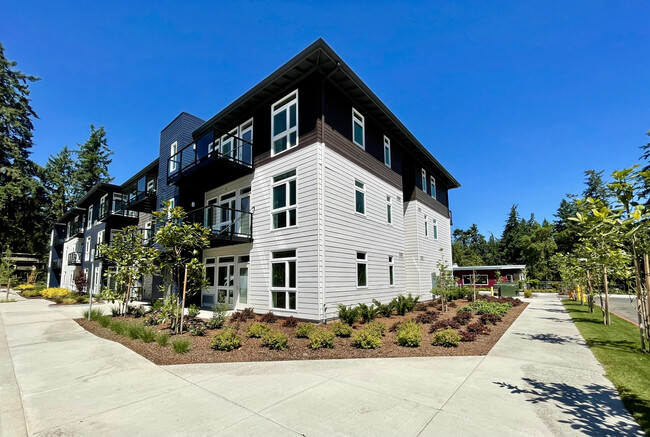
[218, 192, 236, 235]
[217, 257, 236, 308]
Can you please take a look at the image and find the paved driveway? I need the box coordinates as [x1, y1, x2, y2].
[0, 291, 643, 436]
[594, 294, 640, 324]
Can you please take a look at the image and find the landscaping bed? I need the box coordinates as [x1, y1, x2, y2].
[76, 296, 527, 365]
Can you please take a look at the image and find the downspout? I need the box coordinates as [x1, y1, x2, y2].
[319, 63, 340, 323]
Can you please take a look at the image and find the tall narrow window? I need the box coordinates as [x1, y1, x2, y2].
[271, 250, 296, 310]
[386, 195, 392, 224]
[352, 109, 365, 148]
[355, 180, 365, 215]
[433, 219, 438, 239]
[430, 176, 436, 199]
[87, 206, 93, 229]
[421, 169, 427, 193]
[272, 169, 297, 229]
[356, 252, 367, 287]
[389, 256, 394, 286]
[239, 119, 253, 165]
[384, 136, 391, 167]
[271, 90, 298, 156]
[170, 141, 178, 172]
[424, 214, 429, 237]
[85, 236, 91, 261]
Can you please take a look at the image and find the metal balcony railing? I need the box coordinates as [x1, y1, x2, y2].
[67, 252, 82, 265]
[187, 205, 253, 243]
[50, 258, 62, 269]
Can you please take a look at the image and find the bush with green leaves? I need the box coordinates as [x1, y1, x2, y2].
[83, 308, 105, 321]
[296, 322, 317, 338]
[330, 321, 353, 337]
[432, 328, 461, 347]
[187, 321, 206, 336]
[260, 311, 278, 323]
[171, 338, 191, 354]
[187, 304, 201, 319]
[139, 326, 157, 343]
[261, 330, 289, 351]
[207, 303, 228, 329]
[365, 321, 387, 337]
[309, 328, 335, 349]
[458, 301, 511, 317]
[372, 299, 394, 318]
[211, 328, 241, 351]
[352, 329, 382, 349]
[156, 333, 169, 346]
[247, 322, 271, 338]
[357, 303, 378, 323]
[97, 315, 112, 328]
[338, 304, 360, 325]
[396, 320, 422, 347]
[392, 293, 420, 316]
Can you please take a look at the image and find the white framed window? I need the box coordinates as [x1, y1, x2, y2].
[87, 205, 93, 229]
[386, 195, 392, 224]
[100, 194, 108, 216]
[170, 141, 178, 172]
[355, 180, 365, 215]
[433, 218, 438, 239]
[239, 118, 254, 165]
[143, 222, 152, 244]
[271, 90, 298, 156]
[431, 272, 439, 289]
[272, 169, 297, 229]
[270, 250, 296, 310]
[462, 274, 489, 286]
[389, 256, 394, 286]
[383, 136, 391, 167]
[112, 193, 123, 214]
[85, 236, 91, 261]
[424, 214, 429, 237]
[430, 176, 436, 199]
[220, 128, 237, 159]
[506, 274, 514, 283]
[146, 178, 156, 193]
[356, 252, 367, 287]
[352, 109, 364, 149]
[97, 230, 104, 246]
[421, 169, 427, 193]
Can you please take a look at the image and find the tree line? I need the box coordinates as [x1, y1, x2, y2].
[0, 42, 113, 256]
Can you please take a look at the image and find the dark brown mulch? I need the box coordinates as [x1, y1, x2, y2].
[75, 299, 528, 365]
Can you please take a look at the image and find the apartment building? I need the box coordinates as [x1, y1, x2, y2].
[46, 39, 459, 322]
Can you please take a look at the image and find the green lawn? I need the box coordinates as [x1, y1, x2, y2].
[563, 300, 650, 435]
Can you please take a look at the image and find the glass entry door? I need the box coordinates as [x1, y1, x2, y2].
[217, 258, 235, 307]
[238, 264, 249, 305]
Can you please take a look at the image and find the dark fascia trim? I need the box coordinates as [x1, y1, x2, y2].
[192, 38, 460, 189]
[119, 158, 159, 190]
[75, 183, 122, 208]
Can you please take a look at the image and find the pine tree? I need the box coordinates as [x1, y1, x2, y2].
[73, 124, 113, 197]
[582, 169, 609, 204]
[0, 42, 47, 253]
[43, 146, 76, 220]
[554, 195, 580, 253]
[639, 130, 650, 202]
[499, 205, 525, 264]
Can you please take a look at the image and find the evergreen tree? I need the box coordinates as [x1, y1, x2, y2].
[499, 205, 525, 264]
[73, 124, 113, 197]
[639, 129, 650, 202]
[521, 219, 558, 280]
[483, 234, 503, 265]
[0, 42, 46, 253]
[582, 169, 609, 204]
[43, 146, 75, 221]
[554, 195, 580, 253]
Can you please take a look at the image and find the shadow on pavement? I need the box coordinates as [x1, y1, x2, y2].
[494, 378, 643, 436]
[513, 332, 578, 345]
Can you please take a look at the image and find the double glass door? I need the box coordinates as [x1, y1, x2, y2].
[204, 256, 249, 310]
[217, 259, 235, 306]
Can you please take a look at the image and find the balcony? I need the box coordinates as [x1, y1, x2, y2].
[167, 132, 253, 187]
[67, 224, 84, 239]
[124, 175, 158, 213]
[187, 205, 253, 247]
[98, 205, 138, 227]
[50, 258, 62, 270]
[67, 252, 82, 265]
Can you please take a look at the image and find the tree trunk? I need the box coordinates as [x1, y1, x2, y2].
[6, 277, 11, 301]
[603, 265, 611, 325]
[641, 254, 650, 352]
[586, 269, 594, 313]
[633, 250, 647, 351]
[123, 278, 132, 316]
[179, 266, 188, 335]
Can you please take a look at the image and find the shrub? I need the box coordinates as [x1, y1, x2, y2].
[172, 338, 191, 354]
[372, 299, 394, 318]
[396, 320, 422, 347]
[247, 322, 271, 338]
[206, 316, 224, 330]
[480, 313, 501, 325]
[524, 289, 532, 298]
[187, 304, 201, 319]
[338, 304, 360, 325]
[21, 287, 42, 298]
[448, 301, 457, 309]
[156, 333, 169, 346]
[309, 328, 335, 349]
[458, 301, 511, 317]
[282, 316, 298, 327]
[365, 321, 387, 337]
[357, 303, 378, 323]
[389, 321, 402, 332]
[230, 311, 247, 323]
[108, 319, 128, 336]
[393, 293, 420, 316]
[459, 330, 476, 342]
[414, 302, 429, 312]
[453, 311, 473, 326]
[432, 328, 461, 347]
[430, 319, 460, 332]
[241, 307, 256, 319]
[330, 321, 353, 337]
[210, 329, 241, 351]
[187, 321, 206, 336]
[260, 311, 278, 324]
[41, 287, 70, 299]
[126, 323, 145, 340]
[111, 307, 121, 317]
[144, 311, 163, 326]
[97, 315, 112, 328]
[352, 329, 382, 349]
[17, 284, 35, 290]
[466, 321, 490, 335]
[261, 330, 289, 351]
[208, 303, 228, 329]
[140, 326, 157, 343]
[296, 322, 317, 338]
[82, 308, 105, 321]
[415, 311, 439, 324]
[129, 306, 147, 318]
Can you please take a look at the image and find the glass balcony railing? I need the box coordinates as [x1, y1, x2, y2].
[186, 205, 253, 244]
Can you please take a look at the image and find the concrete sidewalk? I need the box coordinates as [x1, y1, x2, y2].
[0, 292, 643, 436]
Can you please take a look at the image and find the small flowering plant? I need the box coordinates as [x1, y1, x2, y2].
[188, 321, 206, 336]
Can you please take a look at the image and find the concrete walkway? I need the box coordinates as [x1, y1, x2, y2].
[0, 291, 643, 436]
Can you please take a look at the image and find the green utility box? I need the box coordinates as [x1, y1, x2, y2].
[498, 283, 519, 297]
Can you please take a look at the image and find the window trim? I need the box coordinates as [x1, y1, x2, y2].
[269, 249, 297, 311]
[424, 214, 429, 237]
[386, 195, 392, 225]
[421, 169, 427, 193]
[462, 274, 489, 286]
[352, 108, 365, 149]
[383, 136, 391, 167]
[87, 205, 93, 229]
[430, 176, 436, 199]
[389, 256, 395, 287]
[271, 90, 299, 157]
[356, 251, 368, 288]
[85, 236, 91, 261]
[271, 169, 298, 230]
[170, 141, 178, 172]
[433, 218, 438, 240]
[354, 179, 366, 216]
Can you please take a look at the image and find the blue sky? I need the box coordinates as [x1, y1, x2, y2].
[3, 1, 650, 237]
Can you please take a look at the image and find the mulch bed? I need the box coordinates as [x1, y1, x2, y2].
[75, 299, 528, 365]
